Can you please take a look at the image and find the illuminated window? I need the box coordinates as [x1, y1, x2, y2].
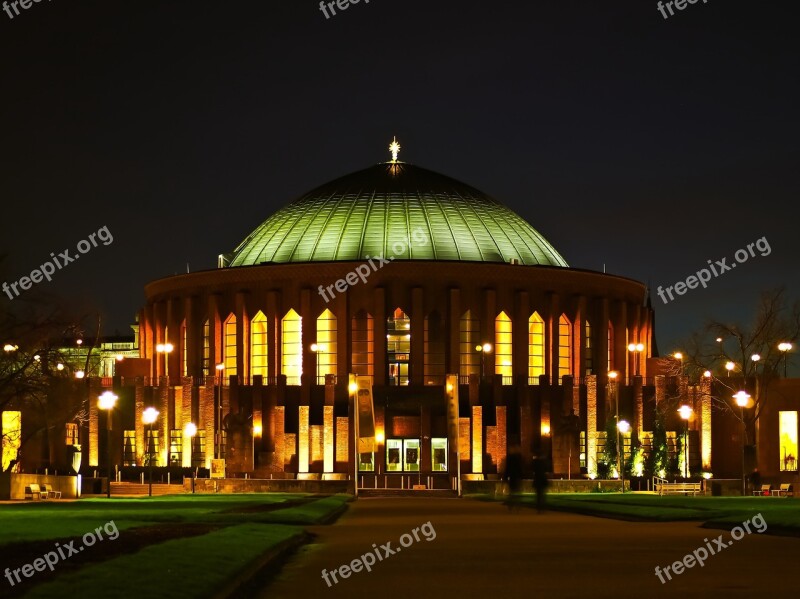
[432, 438, 448, 471]
[202, 319, 210, 377]
[495, 311, 512, 382]
[224, 314, 237, 377]
[251, 311, 268, 380]
[779, 411, 798, 472]
[585, 321, 593, 375]
[607, 321, 614, 372]
[559, 314, 572, 379]
[352, 311, 374, 377]
[145, 429, 160, 466]
[424, 311, 445, 385]
[169, 430, 183, 466]
[316, 309, 337, 383]
[460, 310, 480, 378]
[192, 430, 206, 466]
[358, 452, 374, 472]
[123, 430, 136, 466]
[528, 312, 545, 383]
[282, 309, 302, 385]
[65, 423, 78, 446]
[387, 308, 411, 385]
[181, 320, 187, 377]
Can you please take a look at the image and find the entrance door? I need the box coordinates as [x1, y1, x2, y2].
[386, 439, 420, 472]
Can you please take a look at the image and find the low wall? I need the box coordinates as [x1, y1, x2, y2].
[0, 473, 80, 500]
[185, 477, 352, 494]
[462, 478, 628, 495]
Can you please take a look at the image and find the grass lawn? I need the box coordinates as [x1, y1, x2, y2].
[0, 493, 351, 597]
[478, 492, 800, 530]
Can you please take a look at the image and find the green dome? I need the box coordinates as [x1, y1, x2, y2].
[228, 162, 568, 267]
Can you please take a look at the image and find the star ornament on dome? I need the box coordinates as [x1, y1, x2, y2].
[389, 137, 401, 163]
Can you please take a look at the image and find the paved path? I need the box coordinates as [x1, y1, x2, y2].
[261, 498, 796, 598]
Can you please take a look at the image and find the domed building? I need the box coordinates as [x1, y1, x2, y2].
[91, 142, 663, 491]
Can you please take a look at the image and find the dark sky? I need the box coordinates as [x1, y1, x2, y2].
[1, 1, 797, 354]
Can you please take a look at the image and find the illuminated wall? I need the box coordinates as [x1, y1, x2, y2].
[471, 406, 482, 473]
[298, 405, 309, 472]
[251, 311, 268, 379]
[224, 314, 237, 377]
[1, 411, 21, 472]
[282, 309, 302, 385]
[558, 314, 572, 379]
[779, 411, 798, 472]
[495, 312, 512, 380]
[528, 312, 544, 380]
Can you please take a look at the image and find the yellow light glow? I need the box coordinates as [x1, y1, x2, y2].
[725, 361, 735, 371]
[142, 407, 159, 425]
[541, 424, 551, 436]
[215, 363, 225, 372]
[678, 405, 693, 420]
[75, 370, 85, 379]
[608, 371, 618, 380]
[733, 390, 751, 407]
[76, 339, 83, 346]
[617, 420, 631, 434]
[376, 431, 385, 444]
[1, 411, 21, 472]
[389, 136, 401, 162]
[348, 382, 358, 394]
[98, 391, 118, 410]
[3, 344, 18, 352]
[116, 354, 124, 361]
[482, 343, 492, 353]
[446, 383, 454, 392]
[253, 424, 263, 437]
[56, 363, 64, 371]
[627, 343, 636, 352]
[703, 370, 712, 378]
[674, 352, 683, 360]
[184, 422, 198, 437]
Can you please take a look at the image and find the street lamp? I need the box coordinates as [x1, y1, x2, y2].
[215, 363, 224, 460]
[678, 405, 693, 479]
[673, 352, 684, 376]
[3, 344, 18, 352]
[475, 343, 492, 379]
[156, 342, 174, 381]
[627, 343, 645, 377]
[725, 361, 735, 377]
[349, 380, 359, 497]
[733, 390, 751, 496]
[98, 391, 118, 498]
[751, 354, 761, 380]
[75, 370, 85, 379]
[703, 370, 712, 379]
[617, 420, 630, 492]
[142, 407, 159, 497]
[184, 422, 197, 493]
[778, 342, 793, 377]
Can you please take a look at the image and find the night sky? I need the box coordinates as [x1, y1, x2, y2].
[1, 1, 797, 355]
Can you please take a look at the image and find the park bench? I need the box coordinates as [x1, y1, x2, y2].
[771, 484, 793, 497]
[753, 484, 772, 496]
[655, 480, 702, 496]
[24, 483, 44, 500]
[42, 484, 61, 499]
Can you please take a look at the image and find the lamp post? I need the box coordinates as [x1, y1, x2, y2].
[618, 420, 630, 492]
[778, 342, 793, 377]
[673, 352, 683, 376]
[156, 343, 174, 382]
[349, 380, 359, 497]
[98, 391, 118, 498]
[311, 343, 324, 385]
[184, 422, 197, 494]
[678, 405, 693, 479]
[142, 407, 159, 497]
[627, 343, 644, 377]
[215, 363, 224, 460]
[725, 361, 735, 378]
[475, 343, 491, 379]
[733, 391, 751, 496]
[750, 353, 760, 381]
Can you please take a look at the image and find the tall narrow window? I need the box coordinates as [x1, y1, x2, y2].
[387, 308, 411, 385]
[352, 311, 374, 377]
[779, 411, 798, 472]
[559, 314, 572, 380]
[424, 311, 446, 385]
[316, 309, 337, 383]
[202, 319, 210, 377]
[282, 309, 302, 385]
[224, 314, 237, 378]
[528, 312, 545, 383]
[251, 311, 268, 380]
[180, 320, 187, 377]
[123, 430, 136, 467]
[585, 321, 593, 375]
[607, 321, 614, 372]
[495, 312, 512, 382]
[459, 310, 480, 378]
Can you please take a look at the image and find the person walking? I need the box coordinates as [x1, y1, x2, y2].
[532, 456, 549, 513]
[503, 445, 523, 512]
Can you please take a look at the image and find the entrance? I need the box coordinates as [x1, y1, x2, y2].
[386, 439, 420, 472]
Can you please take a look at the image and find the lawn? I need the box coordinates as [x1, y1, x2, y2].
[0, 493, 351, 597]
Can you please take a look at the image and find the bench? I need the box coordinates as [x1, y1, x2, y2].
[771, 484, 793, 497]
[42, 484, 61, 499]
[24, 484, 44, 500]
[753, 484, 772, 496]
[656, 482, 702, 496]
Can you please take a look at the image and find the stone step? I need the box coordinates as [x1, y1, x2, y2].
[358, 488, 458, 498]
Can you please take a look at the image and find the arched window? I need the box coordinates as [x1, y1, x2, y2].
[559, 314, 572, 379]
[282, 309, 302, 385]
[387, 308, 410, 385]
[202, 319, 210, 376]
[495, 312, 512, 382]
[459, 310, 480, 378]
[224, 314, 237, 377]
[528, 312, 545, 383]
[351, 310, 373, 376]
[424, 311, 445, 385]
[316, 309, 337, 383]
[251, 311, 268, 380]
[585, 321, 593, 375]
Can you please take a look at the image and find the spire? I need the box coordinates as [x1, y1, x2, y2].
[389, 136, 401, 163]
